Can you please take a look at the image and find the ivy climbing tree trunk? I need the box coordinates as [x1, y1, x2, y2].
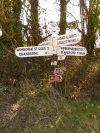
[0, 0, 13, 47]
[59, 0, 67, 35]
[84, 0, 99, 56]
[0, 0, 22, 47]
[79, 0, 99, 56]
[30, 0, 42, 45]
[12, 0, 22, 46]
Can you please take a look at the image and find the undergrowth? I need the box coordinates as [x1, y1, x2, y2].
[0, 83, 100, 133]
[0, 57, 100, 133]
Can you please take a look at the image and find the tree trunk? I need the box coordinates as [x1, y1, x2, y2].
[0, 0, 22, 47]
[12, 0, 22, 46]
[59, 0, 67, 35]
[80, 0, 97, 56]
[30, 0, 42, 45]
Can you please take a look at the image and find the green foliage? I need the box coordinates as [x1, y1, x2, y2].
[0, 86, 100, 133]
[91, 0, 100, 32]
[80, 0, 100, 56]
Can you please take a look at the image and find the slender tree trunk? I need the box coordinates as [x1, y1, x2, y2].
[12, 0, 22, 46]
[80, 0, 86, 43]
[85, 1, 96, 56]
[30, 0, 42, 45]
[59, 0, 67, 35]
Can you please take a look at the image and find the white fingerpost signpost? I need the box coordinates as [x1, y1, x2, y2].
[58, 46, 87, 56]
[15, 31, 86, 58]
[15, 31, 87, 89]
[15, 45, 53, 58]
[57, 32, 81, 46]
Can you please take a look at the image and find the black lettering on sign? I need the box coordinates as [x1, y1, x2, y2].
[61, 51, 64, 54]
[64, 51, 76, 55]
[47, 47, 49, 50]
[58, 34, 77, 40]
[77, 52, 85, 55]
[67, 38, 77, 43]
[38, 47, 46, 50]
[19, 53, 23, 56]
[17, 48, 24, 51]
[58, 37, 78, 44]
[61, 47, 74, 50]
[34, 47, 37, 50]
[26, 52, 38, 55]
[19, 52, 38, 56]
[17, 47, 33, 51]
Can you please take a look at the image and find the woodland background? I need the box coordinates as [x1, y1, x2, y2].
[0, 0, 100, 132]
